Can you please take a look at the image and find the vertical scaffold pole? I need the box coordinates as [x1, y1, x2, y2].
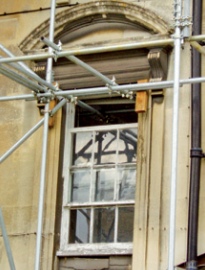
[168, 0, 182, 269]
[0, 208, 16, 270]
[34, 0, 56, 270]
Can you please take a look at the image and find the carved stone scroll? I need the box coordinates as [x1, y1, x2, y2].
[148, 48, 168, 96]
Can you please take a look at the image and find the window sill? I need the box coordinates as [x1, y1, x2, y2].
[57, 243, 133, 256]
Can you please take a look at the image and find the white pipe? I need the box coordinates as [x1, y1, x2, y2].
[168, 0, 182, 269]
[34, 0, 56, 269]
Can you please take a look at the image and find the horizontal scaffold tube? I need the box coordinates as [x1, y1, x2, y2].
[0, 35, 204, 65]
[0, 65, 46, 93]
[0, 38, 174, 63]
[0, 44, 55, 92]
[188, 34, 205, 41]
[1, 76, 205, 102]
[5, 61, 56, 92]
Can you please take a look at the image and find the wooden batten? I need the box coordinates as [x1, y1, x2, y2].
[135, 79, 148, 113]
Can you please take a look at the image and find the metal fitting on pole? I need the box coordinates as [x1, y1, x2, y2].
[40, 36, 61, 52]
[186, 260, 197, 270]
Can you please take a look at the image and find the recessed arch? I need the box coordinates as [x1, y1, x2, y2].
[19, 0, 169, 51]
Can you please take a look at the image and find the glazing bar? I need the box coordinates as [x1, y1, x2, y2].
[0, 118, 44, 164]
[0, 208, 16, 270]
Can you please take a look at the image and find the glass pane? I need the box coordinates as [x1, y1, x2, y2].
[93, 207, 115, 243]
[94, 131, 117, 164]
[71, 171, 91, 203]
[95, 170, 115, 202]
[118, 128, 137, 163]
[118, 207, 134, 242]
[119, 168, 136, 200]
[73, 132, 93, 165]
[69, 208, 90, 243]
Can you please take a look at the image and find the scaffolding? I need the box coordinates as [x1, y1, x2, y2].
[0, 0, 205, 269]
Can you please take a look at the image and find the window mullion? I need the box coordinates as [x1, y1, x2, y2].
[114, 206, 119, 242]
[89, 131, 95, 244]
[90, 130, 95, 203]
[90, 207, 94, 243]
[114, 129, 120, 201]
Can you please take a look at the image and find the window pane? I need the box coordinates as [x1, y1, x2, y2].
[93, 207, 115, 243]
[118, 207, 134, 242]
[95, 170, 115, 202]
[118, 128, 137, 163]
[118, 168, 136, 200]
[69, 208, 90, 243]
[94, 131, 117, 164]
[71, 171, 91, 203]
[73, 132, 93, 165]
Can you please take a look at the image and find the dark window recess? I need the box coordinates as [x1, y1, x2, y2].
[75, 101, 137, 127]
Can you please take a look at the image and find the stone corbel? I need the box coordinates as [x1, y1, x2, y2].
[148, 48, 168, 96]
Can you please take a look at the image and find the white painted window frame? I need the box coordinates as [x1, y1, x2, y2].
[58, 103, 137, 256]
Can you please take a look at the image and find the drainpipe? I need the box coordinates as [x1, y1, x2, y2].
[186, 0, 203, 269]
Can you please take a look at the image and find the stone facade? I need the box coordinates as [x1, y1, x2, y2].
[0, 1, 205, 270]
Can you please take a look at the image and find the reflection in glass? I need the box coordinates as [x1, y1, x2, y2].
[118, 207, 134, 242]
[71, 171, 90, 203]
[95, 170, 115, 202]
[119, 169, 136, 200]
[69, 208, 90, 243]
[69, 126, 137, 245]
[93, 208, 115, 243]
[118, 128, 137, 163]
[94, 131, 117, 164]
[73, 132, 93, 165]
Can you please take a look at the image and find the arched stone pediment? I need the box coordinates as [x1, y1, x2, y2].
[19, 1, 169, 51]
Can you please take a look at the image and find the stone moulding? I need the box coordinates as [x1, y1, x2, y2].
[19, 0, 169, 51]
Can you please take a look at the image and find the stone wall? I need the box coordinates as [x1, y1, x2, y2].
[0, 1, 204, 270]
